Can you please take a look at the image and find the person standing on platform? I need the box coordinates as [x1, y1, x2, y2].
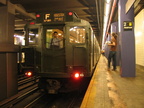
[107, 32, 118, 71]
[101, 50, 105, 56]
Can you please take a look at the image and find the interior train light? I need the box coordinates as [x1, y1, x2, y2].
[25, 71, 33, 77]
[68, 12, 73, 16]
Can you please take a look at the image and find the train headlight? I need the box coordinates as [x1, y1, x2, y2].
[80, 73, 84, 77]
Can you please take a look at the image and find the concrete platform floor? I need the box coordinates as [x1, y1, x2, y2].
[80, 55, 144, 108]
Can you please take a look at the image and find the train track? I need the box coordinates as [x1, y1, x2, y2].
[18, 75, 38, 92]
[0, 74, 41, 108]
[22, 91, 83, 108]
[24, 78, 90, 108]
[0, 74, 90, 108]
[24, 81, 89, 108]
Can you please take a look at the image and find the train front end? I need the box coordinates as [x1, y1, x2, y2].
[19, 11, 100, 94]
[37, 25, 89, 94]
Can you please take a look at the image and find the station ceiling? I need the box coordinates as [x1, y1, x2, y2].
[10, 0, 104, 42]
[8, 0, 144, 44]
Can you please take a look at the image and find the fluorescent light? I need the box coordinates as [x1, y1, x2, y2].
[105, 3, 111, 16]
[106, 0, 111, 3]
[102, 0, 112, 48]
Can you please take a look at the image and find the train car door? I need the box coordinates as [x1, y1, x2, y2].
[65, 25, 88, 73]
[41, 26, 66, 73]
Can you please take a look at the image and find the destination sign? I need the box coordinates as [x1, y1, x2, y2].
[43, 13, 65, 23]
[36, 11, 76, 23]
[54, 13, 64, 22]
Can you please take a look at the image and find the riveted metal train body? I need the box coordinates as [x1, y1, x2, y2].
[19, 12, 100, 93]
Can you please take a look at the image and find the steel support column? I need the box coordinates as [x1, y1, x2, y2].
[118, 0, 135, 77]
[0, 2, 18, 101]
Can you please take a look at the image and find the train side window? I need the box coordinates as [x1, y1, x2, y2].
[69, 27, 85, 43]
[17, 52, 25, 63]
[45, 29, 64, 49]
[28, 28, 38, 45]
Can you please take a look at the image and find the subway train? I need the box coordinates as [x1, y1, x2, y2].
[17, 11, 101, 94]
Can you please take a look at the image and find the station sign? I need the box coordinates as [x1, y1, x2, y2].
[123, 21, 133, 31]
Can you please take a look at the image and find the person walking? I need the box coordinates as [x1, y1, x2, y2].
[107, 32, 118, 71]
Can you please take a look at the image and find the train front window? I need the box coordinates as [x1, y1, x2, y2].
[14, 28, 38, 45]
[29, 29, 38, 44]
[28, 28, 38, 45]
[69, 27, 85, 43]
[45, 29, 64, 49]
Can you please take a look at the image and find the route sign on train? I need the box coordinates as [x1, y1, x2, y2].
[36, 11, 78, 24]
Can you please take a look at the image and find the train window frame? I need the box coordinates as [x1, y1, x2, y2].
[69, 26, 86, 44]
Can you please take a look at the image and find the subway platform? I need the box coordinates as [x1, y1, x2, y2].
[80, 55, 144, 108]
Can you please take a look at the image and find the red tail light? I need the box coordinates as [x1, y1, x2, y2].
[29, 22, 35, 25]
[68, 12, 73, 16]
[74, 73, 80, 78]
[36, 14, 40, 17]
[25, 71, 33, 77]
[72, 72, 84, 79]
